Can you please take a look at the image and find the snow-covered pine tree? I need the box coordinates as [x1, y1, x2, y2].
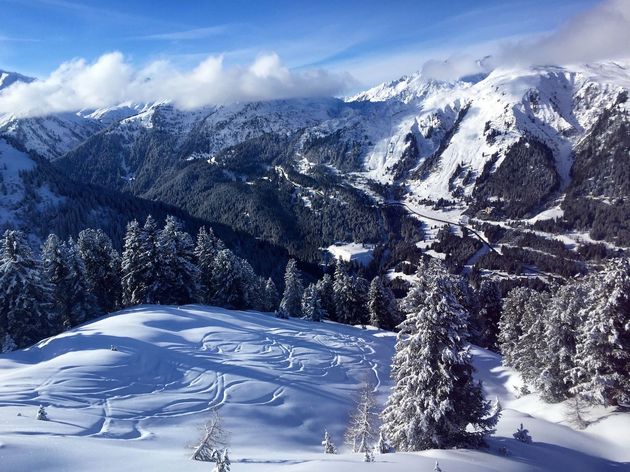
[263, 278, 279, 312]
[278, 259, 303, 319]
[513, 423, 532, 444]
[353, 276, 370, 327]
[64, 239, 98, 326]
[158, 216, 200, 305]
[322, 430, 337, 454]
[368, 276, 398, 330]
[76, 228, 121, 313]
[498, 287, 540, 368]
[345, 383, 378, 453]
[41, 234, 71, 330]
[121, 220, 146, 306]
[332, 264, 368, 325]
[376, 431, 391, 454]
[316, 273, 335, 321]
[471, 280, 502, 349]
[301, 283, 325, 322]
[195, 226, 224, 304]
[141, 215, 165, 304]
[537, 281, 585, 402]
[570, 258, 630, 406]
[208, 249, 254, 309]
[333, 263, 354, 324]
[510, 289, 550, 386]
[381, 268, 498, 451]
[0, 230, 53, 350]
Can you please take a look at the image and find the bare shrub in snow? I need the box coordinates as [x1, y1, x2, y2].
[191, 409, 229, 462]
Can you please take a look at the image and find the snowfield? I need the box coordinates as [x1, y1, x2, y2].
[0, 305, 627, 471]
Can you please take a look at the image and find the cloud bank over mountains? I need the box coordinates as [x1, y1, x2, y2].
[421, 0, 630, 81]
[0, 52, 353, 117]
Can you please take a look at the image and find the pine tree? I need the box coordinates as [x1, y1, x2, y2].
[121, 217, 164, 306]
[571, 259, 630, 406]
[41, 234, 71, 330]
[64, 239, 98, 326]
[471, 280, 502, 349]
[158, 216, 199, 305]
[43, 235, 98, 329]
[195, 227, 224, 304]
[301, 283, 325, 322]
[121, 220, 146, 306]
[333, 263, 354, 323]
[537, 281, 585, 402]
[278, 259, 303, 319]
[368, 276, 398, 330]
[316, 273, 336, 321]
[37, 405, 48, 421]
[345, 384, 377, 453]
[322, 430, 337, 454]
[76, 228, 121, 313]
[141, 215, 165, 304]
[499, 287, 539, 368]
[381, 271, 497, 451]
[376, 431, 391, 454]
[0, 230, 53, 350]
[513, 423, 532, 444]
[333, 264, 368, 325]
[510, 289, 550, 385]
[263, 278, 279, 312]
[208, 249, 255, 309]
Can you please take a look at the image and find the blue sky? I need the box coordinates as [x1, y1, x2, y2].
[0, 0, 599, 85]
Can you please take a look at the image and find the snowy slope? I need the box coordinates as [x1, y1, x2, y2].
[0, 305, 627, 471]
[0, 113, 103, 159]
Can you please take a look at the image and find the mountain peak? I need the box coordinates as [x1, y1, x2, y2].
[0, 70, 34, 91]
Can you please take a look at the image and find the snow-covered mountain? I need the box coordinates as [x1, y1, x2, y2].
[2, 60, 629, 272]
[0, 305, 627, 471]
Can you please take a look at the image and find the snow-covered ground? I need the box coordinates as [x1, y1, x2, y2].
[327, 243, 375, 266]
[0, 306, 627, 471]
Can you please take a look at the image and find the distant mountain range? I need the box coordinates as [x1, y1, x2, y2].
[1, 61, 628, 279]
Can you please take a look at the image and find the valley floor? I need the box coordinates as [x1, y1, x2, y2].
[0, 306, 627, 471]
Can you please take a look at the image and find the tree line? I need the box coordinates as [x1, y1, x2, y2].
[0, 214, 402, 352]
[499, 258, 630, 408]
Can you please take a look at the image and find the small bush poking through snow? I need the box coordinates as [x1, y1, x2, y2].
[513, 423, 532, 444]
[210, 449, 230, 472]
[434, 460, 443, 472]
[322, 430, 337, 454]
[36, 405, 48, 421]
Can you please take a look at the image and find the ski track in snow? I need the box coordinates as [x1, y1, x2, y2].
[0, 305, 627, 472]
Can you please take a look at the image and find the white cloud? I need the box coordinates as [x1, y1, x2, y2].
[495, 0, 630, 67]
[0, 51, 354, 117]
[414, 0, 630, 81]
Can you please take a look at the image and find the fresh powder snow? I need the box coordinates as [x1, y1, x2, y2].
[0, 305, 627, 471]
